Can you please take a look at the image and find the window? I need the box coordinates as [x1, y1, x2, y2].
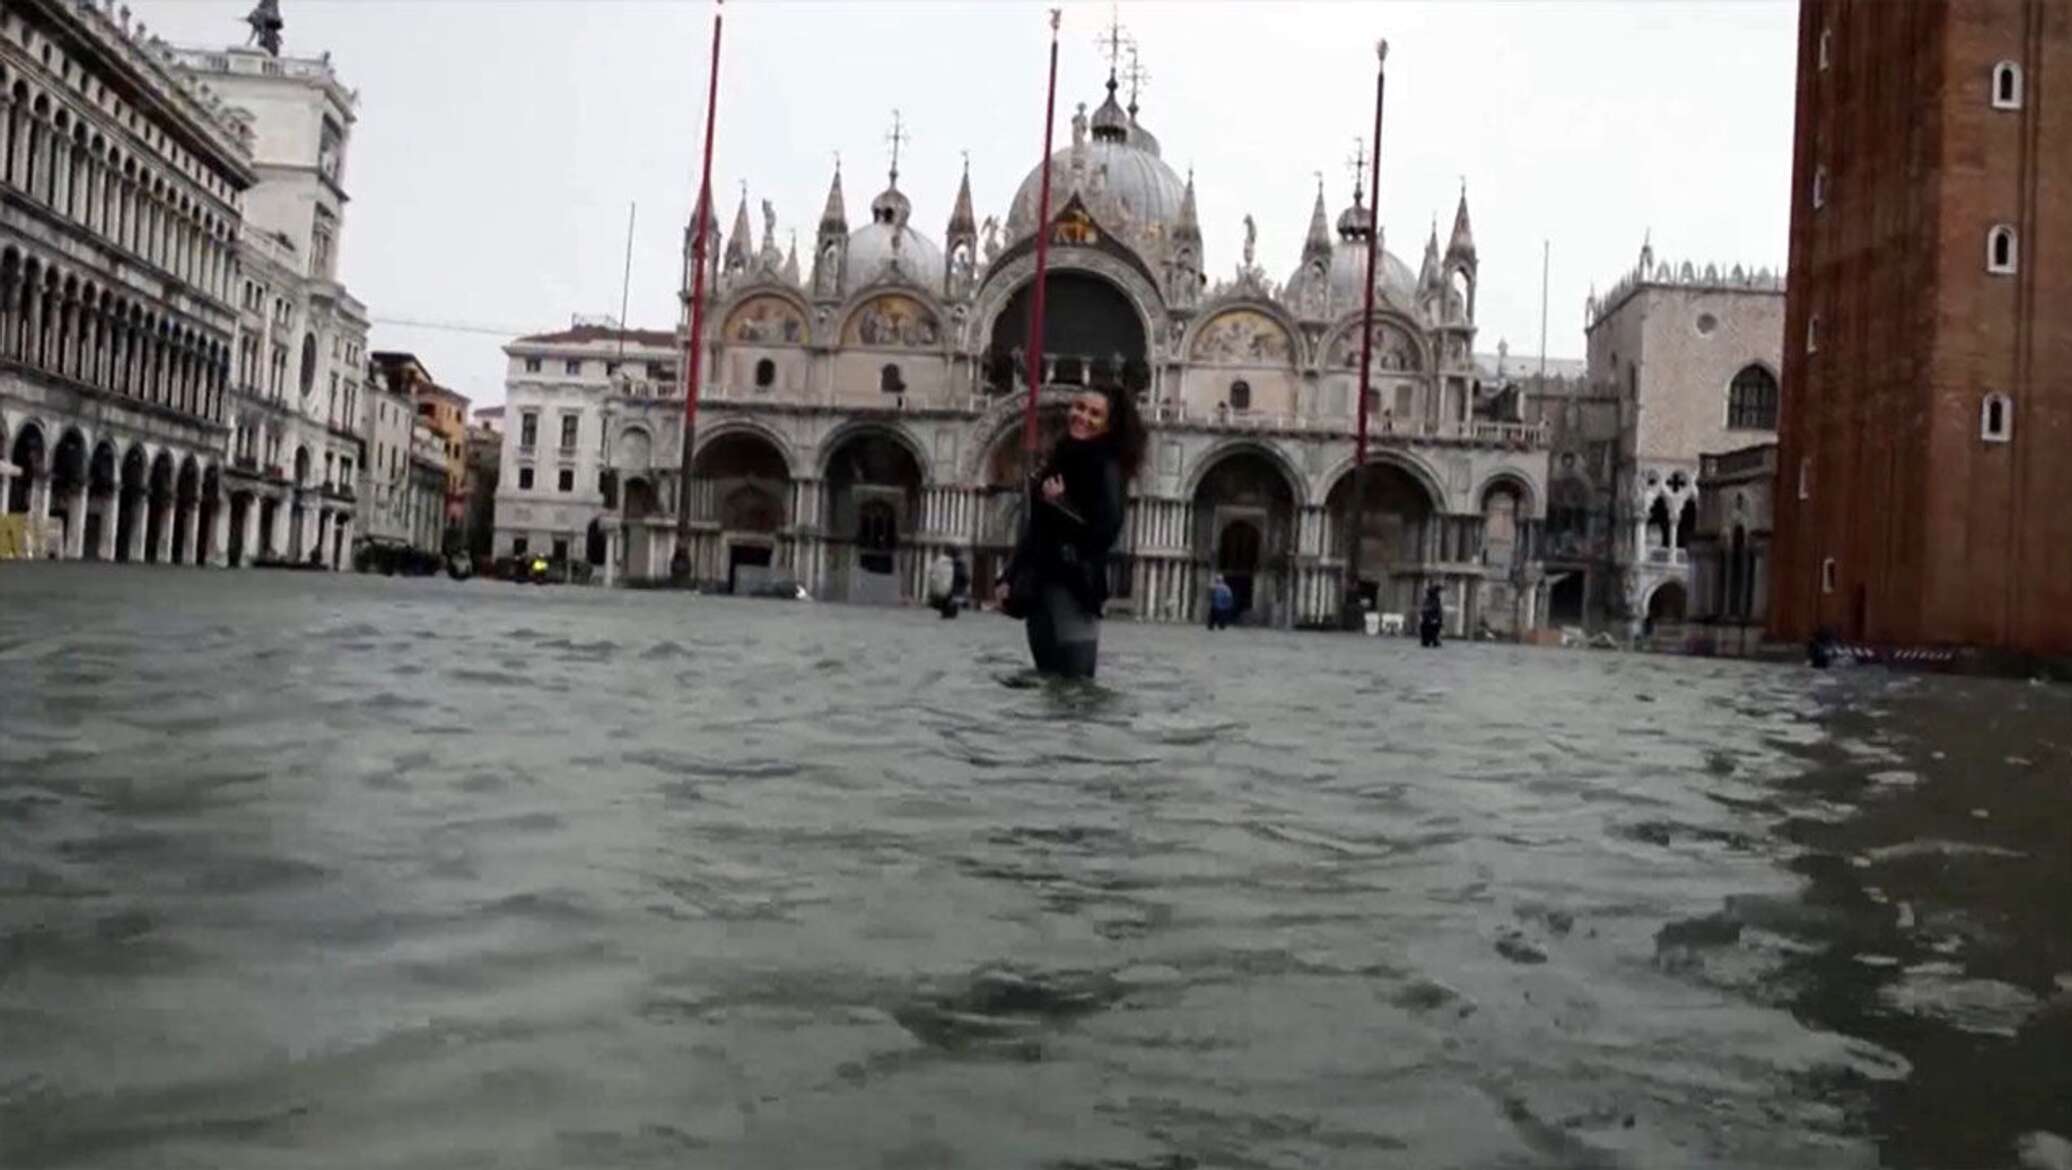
[1992, 61, 2022, 109]
[1812, 165, 1827, 209]
[754, 358, 776, 388]
[1797, 455, 1811, 500]
[564, 359, 582, 376]
[557, 467, 575, 492]
[1807, 314, 1819, 354]
[1229, 379, 1252, 412]
[552, 538, 570, 563]
[1727, 365, 1779, 429]
[517, 466, 534, 490]
[599, 470, 619, 507]
[1987, 225, 2017, 274]
[520, 411, 538, 448]
[880, 363, 905, 394]
[512, 537, 528, 557]
[1818, 28, 1831, 70]
[1821, 557, 1837, 595]
[605, 362, 620, 377]
[559, 413, 579, 449]
[341, 457, 353, 483]
[524, 357, 541, 373]
[1981, 392, 2013, 442]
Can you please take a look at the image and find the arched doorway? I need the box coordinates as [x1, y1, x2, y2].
[1325, 460, 1438, 617]
[50, 429, 86, 558]
[1192, 448, 1298, 625]
[8, 424, 46, 516]
[585, 518, 607, 567]
[144, 451, 172, 563]
[115, 445, 146, 562]
[986, 271, 1147, 391]
[693, 431, 790, 593]
[1647, 581, 1687, 630]
[824, 430, 923, 605]
[622, 476, 659, 580]
[200, 467, 222, 566]
[85, 441, 116, 560]
[1549, 572, 1586, 626]
[174, 458, 199, 564]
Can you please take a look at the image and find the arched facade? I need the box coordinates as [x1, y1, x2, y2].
[586, 52, 1550, 629]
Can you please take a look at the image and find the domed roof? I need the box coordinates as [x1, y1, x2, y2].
[1323, 239, 1419, 307]
[846, 219, 944, 295]
[1006, 137, 1189, 239]
[847, 171, 944, 295]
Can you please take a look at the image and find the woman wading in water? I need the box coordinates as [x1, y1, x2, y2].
[997, 383, 1146, 680]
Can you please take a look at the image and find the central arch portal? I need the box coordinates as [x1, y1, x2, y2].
[986, 272, 1147, 390]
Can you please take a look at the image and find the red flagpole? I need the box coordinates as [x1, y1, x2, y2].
[1021, 9, 1063, 462]
[672, 0, 725, 581]
[1345, 39, 1387, 626]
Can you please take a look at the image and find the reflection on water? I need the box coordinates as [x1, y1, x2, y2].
[1, 565, 2068, 1169]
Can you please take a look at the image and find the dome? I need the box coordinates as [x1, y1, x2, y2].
[1006, 137, 1189, 239]
[1292, 239, 1418, 312]
[846, 220, 944, 295]
[1327, 241, 1418, 305]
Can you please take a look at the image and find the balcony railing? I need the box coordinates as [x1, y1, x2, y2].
[1645, 546, 1689, 566]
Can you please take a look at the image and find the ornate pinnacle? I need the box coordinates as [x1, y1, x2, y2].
[1377, 38, 1388, 65]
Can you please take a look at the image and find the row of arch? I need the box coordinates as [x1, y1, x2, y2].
[714, 268, 1437, 376]
[2, 67, 239, 300]
[619, 407, 1541, 519]
[0, 246, 231, 423]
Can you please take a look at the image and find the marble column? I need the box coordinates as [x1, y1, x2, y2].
[208, 496, 230, 567]
[241, 498, 262, 564]
[180, 500, 201, 566]
[268, 498, 289, 559]
[152, 496, 174, 564]
[28, 475, 52, 559]
[123, 490, 147, 562]
[94, 496, 117, 561]
[62, 485, 87, 559]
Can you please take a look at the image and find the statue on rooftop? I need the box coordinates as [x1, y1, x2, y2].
[246, 0, 284, 57]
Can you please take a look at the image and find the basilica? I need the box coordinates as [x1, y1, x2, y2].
[590, 62, 1553, 632]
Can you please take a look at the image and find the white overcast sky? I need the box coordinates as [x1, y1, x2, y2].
[143, 0, 1796, 409]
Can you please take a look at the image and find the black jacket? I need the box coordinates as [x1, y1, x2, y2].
[1007, 437, 1125, 615]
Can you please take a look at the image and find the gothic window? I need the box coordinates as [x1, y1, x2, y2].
[1727, 365, 1779, 429]
[1992, 62, 2022, 109]
[299, 332, 317, 396]
[755, 358, 775, 388]
[1981, 392, 2013, 443]
[880, 363, 904, 394]
[1987, 225, 2017, 274]
[1229, 379, 1251, 412]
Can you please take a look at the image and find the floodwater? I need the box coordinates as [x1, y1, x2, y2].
[1, 566, 2069, 1170]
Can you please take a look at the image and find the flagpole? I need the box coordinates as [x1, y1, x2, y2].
[1022, 8, 1063, 468]
[1345, 39, 1387, 628]
[672, 0, 725, 583]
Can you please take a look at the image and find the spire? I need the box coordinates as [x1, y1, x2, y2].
[1173, 167, 1201, 244]
[870, 111, 913, 226]
[819, 159, 848, 234]
[782, 231, 801, 285]
[1303, 175, 1332, 261]
[1335, 138, 1373, 240]
[1447, 180, 1476, 261]
[947, 153, 976, 237]
[724, 185, 754, 272]
[1419, 215, 1441, 291]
